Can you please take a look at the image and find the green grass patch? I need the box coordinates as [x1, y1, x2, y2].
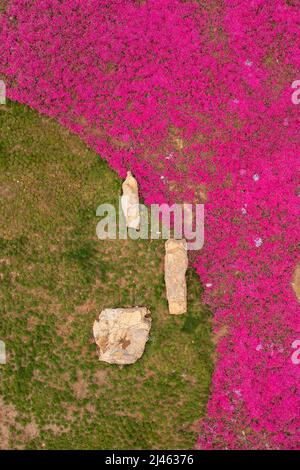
[0, 101, 213, 449]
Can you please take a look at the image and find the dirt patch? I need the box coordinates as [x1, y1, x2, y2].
[75, 298, 96, 314]
[0, 396, 18, 450]
[93, 369, 111, 387]
[212, 324, 229, 345]
[0, 397, 39, 449]
[115, 410, 143, 419]
[56, 314, 74, 337]
[72, 370, 89, 400]
[23, 420, 39, 440]
[0, 185, 14, 200]
[85, 403, 96, 414]
[44, 423, 70, 435]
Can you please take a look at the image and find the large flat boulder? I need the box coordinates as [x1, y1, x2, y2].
[93, 307, 151, 365]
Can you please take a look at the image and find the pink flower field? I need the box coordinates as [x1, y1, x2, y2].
[1, 0, 299, 449]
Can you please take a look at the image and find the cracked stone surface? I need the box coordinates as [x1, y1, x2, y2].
[93, 307, 151, 365]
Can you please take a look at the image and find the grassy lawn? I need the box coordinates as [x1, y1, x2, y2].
[0, 101, 213, 449]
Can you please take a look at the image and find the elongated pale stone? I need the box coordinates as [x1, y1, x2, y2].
[121, 171, 140, 229]
[164, 239, 188, 314]
[0, 340, 6, 364]
[93, 307, 151, 365]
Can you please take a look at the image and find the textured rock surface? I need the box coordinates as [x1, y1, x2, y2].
[292, 265, 300, 302]
[0, 340, 6, 364]
[164, 239, 188, 315]
[121, 171, 140, 229]
[93, 307, 151, 365]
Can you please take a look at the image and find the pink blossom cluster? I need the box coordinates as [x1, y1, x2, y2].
[0, 0, 299, 449]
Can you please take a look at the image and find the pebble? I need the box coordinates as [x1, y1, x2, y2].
[254, 237, 263, 247]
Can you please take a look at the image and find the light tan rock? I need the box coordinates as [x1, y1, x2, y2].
[121, 171, 140, 229]
[164, 239, 188, 314]
[292, 264, 300, 302]
[0, 340, 6, 364]
[93, 307, 151, 365]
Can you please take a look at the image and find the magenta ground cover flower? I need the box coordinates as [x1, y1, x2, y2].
[0, 0, 299, 449]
